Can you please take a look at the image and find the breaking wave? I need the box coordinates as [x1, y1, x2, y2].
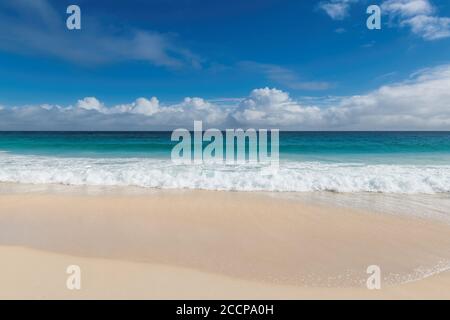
[0, 153, 449, 194]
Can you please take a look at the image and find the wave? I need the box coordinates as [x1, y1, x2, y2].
[0, 153, 449, 194]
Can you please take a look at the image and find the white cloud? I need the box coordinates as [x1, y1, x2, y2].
[381, 0, 434, 17]
[76, 97, 105, 112]
[239, 61, 332, 91]
[132, 97, 160, 116]
[231, 65, 450, 129]
[319, 0, 450, 41]
[164, 97, 229, 126]
[112, 97, 160, 116]
[381, 0, 450, 40]
[233, 88, 323, 127]
[2, 64, 450, 130]
[322, 65, 450, 129]
[403, 15, 450, 40]
[0, 0, 200, 67]
[319, 0, 358, 20]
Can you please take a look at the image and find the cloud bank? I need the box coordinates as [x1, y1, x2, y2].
[1, 65, 450, 131]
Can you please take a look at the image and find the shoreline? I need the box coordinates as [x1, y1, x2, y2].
[1, 185, 450, 299]
[1, 182, 449, 224]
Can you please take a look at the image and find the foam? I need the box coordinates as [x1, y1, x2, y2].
[0, 153, 449, 194]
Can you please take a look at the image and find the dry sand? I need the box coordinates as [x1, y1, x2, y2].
[0, 188, 449, 299]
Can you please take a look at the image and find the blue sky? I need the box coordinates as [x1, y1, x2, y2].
[0, 0, 450, 130]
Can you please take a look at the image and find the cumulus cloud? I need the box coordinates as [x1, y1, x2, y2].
[1, 64, 450, 130]
[233, 88, 323, 127]
[232, 65, 450, 130]
[112, 97, 160, 116]
[76, 97, 105, 112]
[324, 65, 450, 129]
[319, 0, 358, 20]
[382, 0, 450, 40]
[0, 0, 200, 67]
[319, 0, 450, 41]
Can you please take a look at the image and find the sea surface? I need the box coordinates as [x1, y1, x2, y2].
[0, 131, 449, 194]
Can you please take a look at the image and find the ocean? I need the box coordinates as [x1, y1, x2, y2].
[0, 131, 449, 194]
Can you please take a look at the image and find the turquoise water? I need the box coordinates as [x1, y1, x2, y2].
[0, 131, 449, 164]
[0, 131, 449, 193]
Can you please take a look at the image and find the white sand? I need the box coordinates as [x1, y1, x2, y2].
[1, 189, 449, 299]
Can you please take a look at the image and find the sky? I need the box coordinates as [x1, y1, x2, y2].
[0, 0, 450, 130]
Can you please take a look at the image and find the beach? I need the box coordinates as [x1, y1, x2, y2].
[2, 0, 450, 303]
[1, 132, 450, 299]
[1, 185, 449, 299]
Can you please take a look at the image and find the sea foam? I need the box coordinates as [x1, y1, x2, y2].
[0, 153, 449, 194]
